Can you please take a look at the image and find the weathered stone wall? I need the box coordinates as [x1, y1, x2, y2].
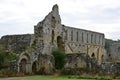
[0, 34, 33, 54]
[100, 62, 120, 75]
[63, 53, 99, 75]
[103, 43, 120, 62]
[16, 4, 62, 74]
[64, 53, 88, 69]
[109, 43, 120, 62]
[34, 4, 64, 55]
[63, 26, 105, 64]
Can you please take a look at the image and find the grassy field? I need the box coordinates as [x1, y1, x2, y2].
[23, 76, 112, 80]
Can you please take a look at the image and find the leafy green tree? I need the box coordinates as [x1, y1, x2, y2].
[52, 50, 66, 69]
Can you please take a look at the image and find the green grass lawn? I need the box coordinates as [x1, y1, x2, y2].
[23, 76, 111, 80]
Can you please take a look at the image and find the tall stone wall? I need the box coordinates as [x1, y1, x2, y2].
[63, 26, 105, 64]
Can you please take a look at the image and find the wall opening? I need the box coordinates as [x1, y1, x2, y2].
[91, 53, 95, 58]
[65, 30, 68, 40]
[52, 30, 54, 43]
[20, 59, 27, 73]
[71, 31, 73, 41]
[87, 33, 88, 43]
[32, 61, 37, 74]
[91, 34, 93, 43]
[57, 36, 65, 52]
[77, 31, 78, 41]
[51, 16, 56, 28]
[82, 32, 84, 42]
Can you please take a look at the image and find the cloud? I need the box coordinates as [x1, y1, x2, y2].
[0, 0, 120, 40]
[0, 20, 34, 36]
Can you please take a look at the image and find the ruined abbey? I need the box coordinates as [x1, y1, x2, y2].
[0, 4, 119, 75]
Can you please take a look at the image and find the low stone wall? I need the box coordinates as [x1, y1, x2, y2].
[63, 53, 100, 75]
[100, 62, 120, 75]
[63, 55, 120, 76]
[0, 34, 33, 54]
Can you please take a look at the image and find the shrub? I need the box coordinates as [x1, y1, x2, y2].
[31, 39, 37, 48]
[0, 51, 17, 69]
[52, 50, 66, 70]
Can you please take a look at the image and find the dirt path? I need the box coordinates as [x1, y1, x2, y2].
[0, 76, 41, 80]
[0, 75, 119, 80]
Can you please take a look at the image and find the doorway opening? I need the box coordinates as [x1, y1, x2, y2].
[32, 61, 37, 74]
[20, 59, 27, 73]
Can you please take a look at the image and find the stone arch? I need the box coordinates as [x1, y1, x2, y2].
[18, 53, 30, 62]
[19, 58, 27, 73]
[57, 36, 65, 52]
[32, 61, 38, 74]
[18, 53, 30, 73]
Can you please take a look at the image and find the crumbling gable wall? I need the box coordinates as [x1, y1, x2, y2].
[34, 4, 65, 55]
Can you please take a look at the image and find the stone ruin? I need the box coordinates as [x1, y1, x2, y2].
[0, 4, 119, 76]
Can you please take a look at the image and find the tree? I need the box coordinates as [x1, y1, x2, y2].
[52, 50, 66, 69]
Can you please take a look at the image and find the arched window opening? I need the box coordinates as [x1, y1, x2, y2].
[71, 31, 73, 41]
[65, 30, 68, 40]
[77, 32, 78, 41]
[87, 33, 88, 43]
[91, 34, 93, 43]
[52, 30, 54, 43]
[82, 32, 84, 42]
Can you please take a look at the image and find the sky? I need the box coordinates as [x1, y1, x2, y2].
[0, 0, 120, 40]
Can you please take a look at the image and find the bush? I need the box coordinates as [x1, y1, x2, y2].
[0, 52, 17, 69]
[8, 53, 17, 61]
[52, 50, 66, 70]
[31, 39, 37, 48]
